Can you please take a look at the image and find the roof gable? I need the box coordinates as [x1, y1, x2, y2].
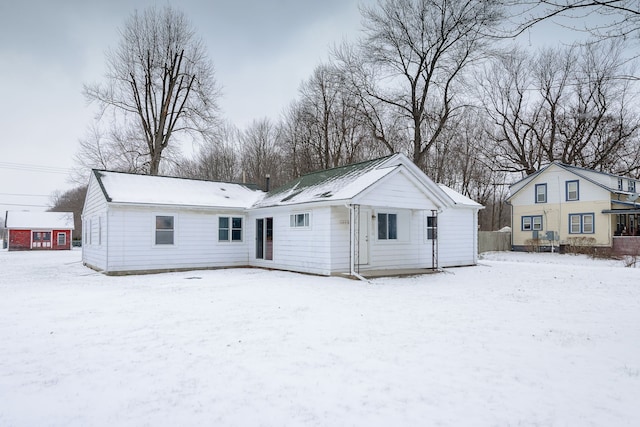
[5, 211, 75, 229]
[508, 162, 633, 201]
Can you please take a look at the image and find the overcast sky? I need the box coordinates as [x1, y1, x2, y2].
[0, 0, 607, 216]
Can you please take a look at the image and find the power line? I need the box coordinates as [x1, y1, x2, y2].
[0, 161, 72, 175]
[0, 192, 50, 197]
[0, 202, 51, 207]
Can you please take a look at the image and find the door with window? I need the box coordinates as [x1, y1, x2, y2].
[32, 231, 51, 249]
[256, 217, 273, 260]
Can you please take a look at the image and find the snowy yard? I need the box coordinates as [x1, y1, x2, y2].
[0, 249, 638, 426]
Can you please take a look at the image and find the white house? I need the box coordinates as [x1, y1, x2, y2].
[82, 154, 482, 277]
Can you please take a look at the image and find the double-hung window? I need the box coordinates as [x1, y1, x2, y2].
[522, 215, 543, 231]
[155, 216, 174, 245]
[569, 213, 594, 234]
[566, 180, 579, 201]
[629, 180, 636, 192]
[378, 213, 397, 240]
[219, 217, 243, 242]
[290, 213, 310, 228]
[535, 183, 547, 203]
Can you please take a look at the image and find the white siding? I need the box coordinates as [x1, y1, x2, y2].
[329, 206, 351, 273]
[104, 206, 250, 273]
[438, 208, 478, 267]
[360, 209, 434, 271]
[249, 206, 333, 275]
[82, 176, 108, 271]
[355, 170, 439, 210]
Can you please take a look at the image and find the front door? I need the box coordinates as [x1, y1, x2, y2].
[256, 217, 273, 260]
[358, 209, 370, 265]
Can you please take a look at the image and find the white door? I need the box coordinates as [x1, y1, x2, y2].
[358, 209, 370, 265]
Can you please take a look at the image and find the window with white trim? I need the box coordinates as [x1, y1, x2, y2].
[426, 216, 437, 240]
[629, 180, 636, 192]
[535, 183, 547, 203]
[569, 213, 594, 234]
[290, 213, 310, 228]
[378, 213, 397, 240]
[618, 178, 623, 190]
[522, 215, 543, 231]
[566, 180, 579, 201]
[155, 215, 174, 245]
[219, 217, 243, 242]
[57, 232, 66, 246]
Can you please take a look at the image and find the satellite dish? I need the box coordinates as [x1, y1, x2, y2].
[628, 193, 640, 202]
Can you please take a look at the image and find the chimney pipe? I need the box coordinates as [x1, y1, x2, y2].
[265, 174, 271, 192]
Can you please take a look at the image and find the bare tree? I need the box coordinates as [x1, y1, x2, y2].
[336, 0, 502, 169]
[174, 122, 240, 182]
[84, 5, 220, 176]
[49, 185, 88, 240]
[503, 0, 640, 43]
[480, 42, 640, 176]
[240, 119, 284, 189]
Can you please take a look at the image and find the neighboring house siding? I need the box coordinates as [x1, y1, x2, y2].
[105, 206, 250, 273]
[438, 208, 478, 267]
[509, 164, 614, 248]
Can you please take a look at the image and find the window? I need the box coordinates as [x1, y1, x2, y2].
[57, 232, 66, 246]
[629, 180, 636, 192]
[290, 213, 310, 228]
[566, 180, 579, 201]
[569, 213, 594, 234]
[427, 216, 437, 240]
[535, 183, 547, 203]
[155, 215, 174, 245]
[219, 217, 243, 242]
[618, 178, 623, 191]
[378, 213, 397, 240]
[522, 215, 543, 231]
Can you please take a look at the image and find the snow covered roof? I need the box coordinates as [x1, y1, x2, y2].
[93, 170, 264, 209]
[508, 161, 638, 200]
[253, 156, 398, 208]
[438, 184, 483, 208]
[5, 211, 74, 230]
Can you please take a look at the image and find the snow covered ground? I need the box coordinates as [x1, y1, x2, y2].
[0, 249, 638, 426]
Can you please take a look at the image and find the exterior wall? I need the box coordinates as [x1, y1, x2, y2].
[248, 206, 333, 276]
[329, 206, 351, 274]
[510, 165, 613, 248]
[362, 208, 434, 271]
[7, 228, 72, 251]
[438, 208, 478, 267]
[8, 229, 30, 251]
[355, 170, 439, 210]
[52, 230, 72, 250]
[104, 206, 250, 273]
[82, 177, 109, 270]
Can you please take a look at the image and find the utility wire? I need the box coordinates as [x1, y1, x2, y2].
[0, 161, 72, 174]
[0, 202, 51, 207]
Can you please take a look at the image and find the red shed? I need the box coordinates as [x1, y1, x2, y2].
[4, 211, 75, 251]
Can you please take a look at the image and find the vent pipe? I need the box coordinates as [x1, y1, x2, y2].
[265, 174, 271, 192]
